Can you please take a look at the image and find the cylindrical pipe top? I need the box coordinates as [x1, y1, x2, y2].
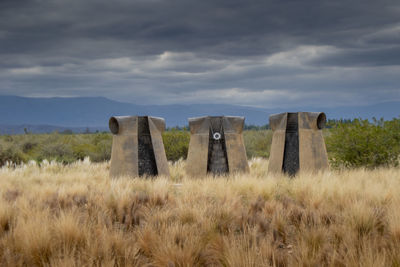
[307, 112, 327, 130]
[109, 117, 120, 134]
[109, 116, 137, 135]
[316, 112, 326, 130]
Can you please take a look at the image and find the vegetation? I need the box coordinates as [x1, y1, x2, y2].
[1, 117, 399, 169]
[243, 130, 273, 158]
[0, 130, 273, 166]
[162, 129, 190, 161]
[0, 159, 400, 266]
[0, 118, 399, 265]
[0, 133, 111, 166]
[325, 118, 400, 169]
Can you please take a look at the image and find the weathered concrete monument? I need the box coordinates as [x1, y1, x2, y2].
[186, 116, 249, 176]
[268, 112, 329, 176]
[109, 116, 170, 178]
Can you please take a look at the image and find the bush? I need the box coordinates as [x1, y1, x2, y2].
[89, 139, 112, 162]
[0, 129, 287, 165]
[40, 142, 76, 164]
[72, 143, 97, 160]
[0, 144, 26, 166]
[162, 130, 190, 161]
[326, 118, 400, 169]
[21, 141, 37, 153]
[3, 118, 398, 169]
[244, 130, 272, 158]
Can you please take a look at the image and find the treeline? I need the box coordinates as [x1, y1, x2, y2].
[0, 118, 399, 169]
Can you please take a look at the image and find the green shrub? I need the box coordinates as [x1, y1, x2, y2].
[162, 129, 190, 161]
[326, 118, 400, 169]
[72, 143, 97, 160]
[89, 139, 111, 162]
[40, 142, 76, 164]
[244, 130, 272, 158]
[2, 118, 397, 168]
[21, 141, 37, 153]
[0, 144, 26, 166]
[0, 129, 273, 165]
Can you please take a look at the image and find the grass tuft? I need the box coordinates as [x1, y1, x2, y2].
[0, 159, 399, 266]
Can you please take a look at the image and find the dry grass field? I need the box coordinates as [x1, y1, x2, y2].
[0, 159, 400, 266]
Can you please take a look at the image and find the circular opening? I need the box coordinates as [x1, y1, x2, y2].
[109, 117, 119, 134]
[317, 113, 326, 129]
[213, 132, 222, 140]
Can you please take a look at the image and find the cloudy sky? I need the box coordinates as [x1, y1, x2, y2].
[1, 0, 400, 108]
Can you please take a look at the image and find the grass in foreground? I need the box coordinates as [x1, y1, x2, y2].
[0, 159, 400, 266]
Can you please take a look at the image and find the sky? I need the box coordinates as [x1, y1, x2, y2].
[0, 0, 400, 108]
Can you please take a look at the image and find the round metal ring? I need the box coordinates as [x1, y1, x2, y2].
[213, 132, 221, 140]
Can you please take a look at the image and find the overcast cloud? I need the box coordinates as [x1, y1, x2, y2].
[1, 0, 400, 108]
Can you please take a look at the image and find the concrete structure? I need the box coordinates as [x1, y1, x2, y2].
[268, 112, 329, 176]
[109, 116, 170, 178]
[186, 116, 249, 176]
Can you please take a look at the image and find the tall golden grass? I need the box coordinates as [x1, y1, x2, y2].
[0, 159, 400, 266]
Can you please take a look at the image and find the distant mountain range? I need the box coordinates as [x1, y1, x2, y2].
[0, 95, 398, 134]
[0, 124, 106, 135]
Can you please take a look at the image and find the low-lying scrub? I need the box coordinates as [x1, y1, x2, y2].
[326, 118, 400, 168]
[1, 117, 400, 169]
[0, 159, 399, 266]
[0, 130, 272, 166]
[0, 133, 112, 165]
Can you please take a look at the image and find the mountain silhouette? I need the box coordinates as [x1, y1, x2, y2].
[0, 95, 398, 134]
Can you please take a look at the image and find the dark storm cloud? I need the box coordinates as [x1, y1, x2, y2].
[0, 0, 400, 107]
